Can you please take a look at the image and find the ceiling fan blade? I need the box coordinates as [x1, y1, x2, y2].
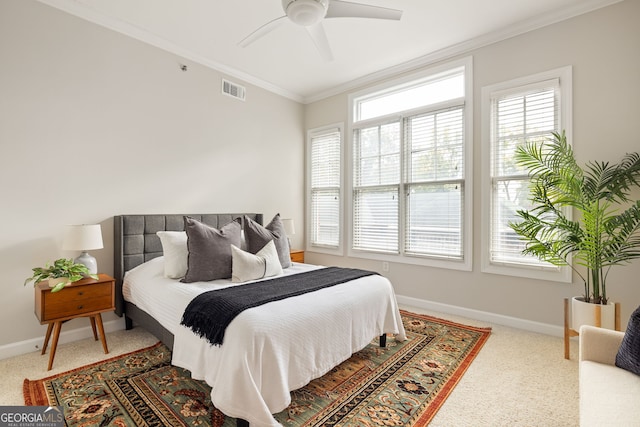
[306, 23, 334, 62]
[238, 15, 287, 47]
[326, 0, 402, 20]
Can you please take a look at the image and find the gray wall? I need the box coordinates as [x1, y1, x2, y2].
[0, 1, 304, 349]
[304, 0, 640, 330]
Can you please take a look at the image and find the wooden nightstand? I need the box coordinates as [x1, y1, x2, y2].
[290, 249, 304, 263]
[35, 273, 115, 370]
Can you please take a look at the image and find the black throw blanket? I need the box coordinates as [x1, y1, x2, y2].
[180, 267, 378, 346]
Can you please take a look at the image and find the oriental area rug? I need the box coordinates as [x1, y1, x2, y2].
[24, 311, 491, 426]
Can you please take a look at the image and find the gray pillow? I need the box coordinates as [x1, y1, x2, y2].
[181, 216, 242, 282]
[616, 305, 640, 376]
[244, 213, 291, 269]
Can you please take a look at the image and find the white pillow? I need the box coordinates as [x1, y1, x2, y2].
[231, 240, 283, 283]
[156, 231, 188, 279]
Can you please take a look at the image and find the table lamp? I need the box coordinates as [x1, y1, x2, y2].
[282, 218, 295, 249]
[62, 224, 103, 274]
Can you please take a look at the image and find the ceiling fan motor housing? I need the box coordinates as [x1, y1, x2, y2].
[282, 0, 329, 26]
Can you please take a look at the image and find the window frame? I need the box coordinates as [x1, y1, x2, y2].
[347, 57, 473, 271]
[480, 66, 573, 282]
[306, 123, 345, 256]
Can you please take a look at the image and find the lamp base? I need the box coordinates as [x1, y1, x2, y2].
[75, 251, 98, 274]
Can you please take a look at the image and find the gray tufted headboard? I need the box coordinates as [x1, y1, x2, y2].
[113, 213, 263, 316]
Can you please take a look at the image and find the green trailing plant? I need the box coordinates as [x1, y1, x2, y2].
[24, 258, 98, 293]
[509, 130, 640, 304]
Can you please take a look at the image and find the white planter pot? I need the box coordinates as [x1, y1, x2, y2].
[571, 296, 616, 330]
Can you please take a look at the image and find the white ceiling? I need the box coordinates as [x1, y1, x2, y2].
[38, 0, 620, 103]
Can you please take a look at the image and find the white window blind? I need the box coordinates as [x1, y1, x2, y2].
[490, 81, 559, 267]
[350, 59, 471, 267]
[405, 107, 464, 258]
[353, 122, 400, 253]
[309, 128, 341, 248]
[352, 109, 466, 258]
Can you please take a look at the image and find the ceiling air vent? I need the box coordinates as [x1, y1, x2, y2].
[222, 79, 246, 101]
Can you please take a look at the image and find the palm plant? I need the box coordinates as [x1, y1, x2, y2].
[509, 130, 640, 304]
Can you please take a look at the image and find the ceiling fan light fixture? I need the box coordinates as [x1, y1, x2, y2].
[241, 0, 403, 61]
[282, 0, 328, 27]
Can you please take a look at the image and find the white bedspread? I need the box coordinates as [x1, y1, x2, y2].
[123, 257, 406, 427]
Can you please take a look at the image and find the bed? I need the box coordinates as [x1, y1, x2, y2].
[113, 213, 406, 427]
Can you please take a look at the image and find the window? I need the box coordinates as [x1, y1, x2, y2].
[348, 58, 472, 270]
[481, 66, 572, 281]
[352, 122, 400, 252]
[306, 124, 343, 254]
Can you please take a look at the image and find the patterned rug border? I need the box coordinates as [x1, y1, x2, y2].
[399, 309, 492, 335]
[24, 311, 492, 425]
[398, 310, 492, 424]
[23, 341, 166, 406]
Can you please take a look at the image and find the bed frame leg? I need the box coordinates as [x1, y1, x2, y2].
[379, 333, 387, 348]
[125, 315, 133, 330]
[236, 418, 249, 427]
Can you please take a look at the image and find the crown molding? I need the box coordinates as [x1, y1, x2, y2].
[302, 0, 623, 104]
[36, 0, 304, 103]
[37, 0, 622, 105]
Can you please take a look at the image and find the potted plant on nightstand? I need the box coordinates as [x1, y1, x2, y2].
[24, 258, 99, 293]
[509, 130, 640, 333]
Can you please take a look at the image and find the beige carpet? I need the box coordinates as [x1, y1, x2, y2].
[0, 305, 579, 426]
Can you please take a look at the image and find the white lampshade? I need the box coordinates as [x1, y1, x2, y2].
[282, 218, 295, 236]
[63, 224, 103, 274]
[63, 224, 104, 251]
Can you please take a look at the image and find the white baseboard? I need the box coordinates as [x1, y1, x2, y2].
[396, 295, 564, 337]
[0, 318, 126, 361]
[1, 298, 564, 360]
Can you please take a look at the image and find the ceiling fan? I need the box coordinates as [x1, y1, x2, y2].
[238, 0, 403, 61]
